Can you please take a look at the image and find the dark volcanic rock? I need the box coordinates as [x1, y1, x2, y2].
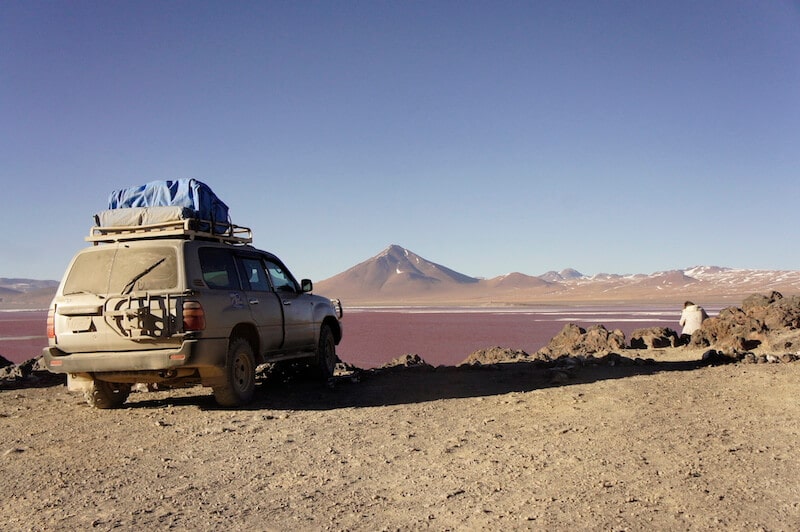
[630, 327, 681, 349]
[701, 349, 739, 365]
[460, 347, 538, 366]
[762, 296, 800, 330]
[0, 356, 65, 389]
[691, 307, 765, 351]
[742, 291, 783, 310]
[690, 292, 800, 357]
[536, 324, 626, 359]
[380, 354, 434, 370]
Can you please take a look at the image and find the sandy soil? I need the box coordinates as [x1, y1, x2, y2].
[1, 348, 798, 531]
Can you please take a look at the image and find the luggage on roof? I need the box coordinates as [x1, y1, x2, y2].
[108, 179, 230, 234]
[88, 179, 252, 245]
[95, 206, 194, 227]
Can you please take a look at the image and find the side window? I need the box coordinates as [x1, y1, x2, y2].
[265, 260, 297, 293]
[239, 257, 271, 292]
[198, 248, 241, 290]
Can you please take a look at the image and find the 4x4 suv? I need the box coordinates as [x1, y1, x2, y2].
[43, 222, 343, 409]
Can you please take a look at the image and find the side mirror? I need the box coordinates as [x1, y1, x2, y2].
[301, 279, 313, 293]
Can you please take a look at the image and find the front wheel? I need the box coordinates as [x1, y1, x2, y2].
[213, 337, 256, 407]
[85, 380, 131, 409]
[316, 324, 338, 380]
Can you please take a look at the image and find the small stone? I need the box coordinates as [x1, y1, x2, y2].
[3, 448, 24, 457]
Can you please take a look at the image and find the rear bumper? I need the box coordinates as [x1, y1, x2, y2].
[43, 338, 228, 374]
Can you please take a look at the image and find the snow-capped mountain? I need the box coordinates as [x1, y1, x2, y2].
[539, 269, 584, 282]
[315, 244, 478, 300]
[315, 246, 800, 305]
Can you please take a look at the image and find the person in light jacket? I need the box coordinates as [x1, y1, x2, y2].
[679, 301, 708, 336]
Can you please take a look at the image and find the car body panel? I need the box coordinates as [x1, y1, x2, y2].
[44, 238, 342, 392]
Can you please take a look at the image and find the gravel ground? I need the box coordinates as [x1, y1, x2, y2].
[1, 348, 799, 531]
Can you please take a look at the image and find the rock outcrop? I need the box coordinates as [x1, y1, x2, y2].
[629, 327, 681, 349]
[690, 291, 800, 358]
[0, 356, 64, 389]
[379, 353, 434, 370]
[460, 347, 539, 366]
[535, 324, 626, 360]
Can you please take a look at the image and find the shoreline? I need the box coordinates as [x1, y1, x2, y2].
[1, 306, 708, 367]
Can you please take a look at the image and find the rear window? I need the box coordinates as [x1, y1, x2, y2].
[63, 246, 178, 295]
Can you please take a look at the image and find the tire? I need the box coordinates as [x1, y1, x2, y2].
[213, 337, 256, 407]
[316, 324, 337, 380]
[85, 380, 131, 409]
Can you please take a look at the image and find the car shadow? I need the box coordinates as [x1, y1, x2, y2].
[211, 357, 710, 411]
[0, 372, 65, 390]
[121, 357, 716, 411]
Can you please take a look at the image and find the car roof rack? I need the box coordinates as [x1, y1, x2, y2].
[86, 218, 253, 245]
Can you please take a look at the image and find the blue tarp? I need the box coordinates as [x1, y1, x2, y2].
[108, 179, 230, 233]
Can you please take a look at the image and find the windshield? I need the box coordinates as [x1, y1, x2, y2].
[63, 246, 178, 295]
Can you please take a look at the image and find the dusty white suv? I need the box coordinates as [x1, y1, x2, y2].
[43, 224, 343, 409]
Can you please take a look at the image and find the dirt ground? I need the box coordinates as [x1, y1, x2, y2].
[1, 347, 798, 531]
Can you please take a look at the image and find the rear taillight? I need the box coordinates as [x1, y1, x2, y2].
[183, 301, 206, 331]
[46, 309, 55, 339]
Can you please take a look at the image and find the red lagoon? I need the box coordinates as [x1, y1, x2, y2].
[336, 306, 696, 368]
[0, 306, 702, 368]
[0, 310, 48, 364]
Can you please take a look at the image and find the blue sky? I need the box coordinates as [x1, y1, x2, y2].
[2, 1, 799, 282]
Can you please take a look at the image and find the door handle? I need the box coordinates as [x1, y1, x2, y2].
[282, 300, 292, 306]
[249, 299, 259, 305]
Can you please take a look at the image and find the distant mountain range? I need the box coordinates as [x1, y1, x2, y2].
[0, 278, 60, 309]
[4, 246, 799, 309]
[315, 245, 800, 305]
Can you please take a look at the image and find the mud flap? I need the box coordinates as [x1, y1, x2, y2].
[67, 373, 94, 392]
[198, 366, 227, 387]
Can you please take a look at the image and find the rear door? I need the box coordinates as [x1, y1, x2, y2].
[54, 243, 181, 353]
[196, 247, 251, 341]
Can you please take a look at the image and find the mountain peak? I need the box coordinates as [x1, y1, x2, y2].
[376, 245, 477, 284]
[380, 244, 412, 260]
[315, 245, 478, 301]
[559, 268, 584, 279]
[384, 244, 407, 253]
[539, 269, 584, 282]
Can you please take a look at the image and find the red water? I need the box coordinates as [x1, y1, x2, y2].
[0, 306, 688, 367]
[0, 310, 49, 364]
[336, 306, 684, 368]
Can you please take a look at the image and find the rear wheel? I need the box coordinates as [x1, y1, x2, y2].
[316, 324, 337, 380]
[213, 337, 256, 407]
[85, 380, 131, 409]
